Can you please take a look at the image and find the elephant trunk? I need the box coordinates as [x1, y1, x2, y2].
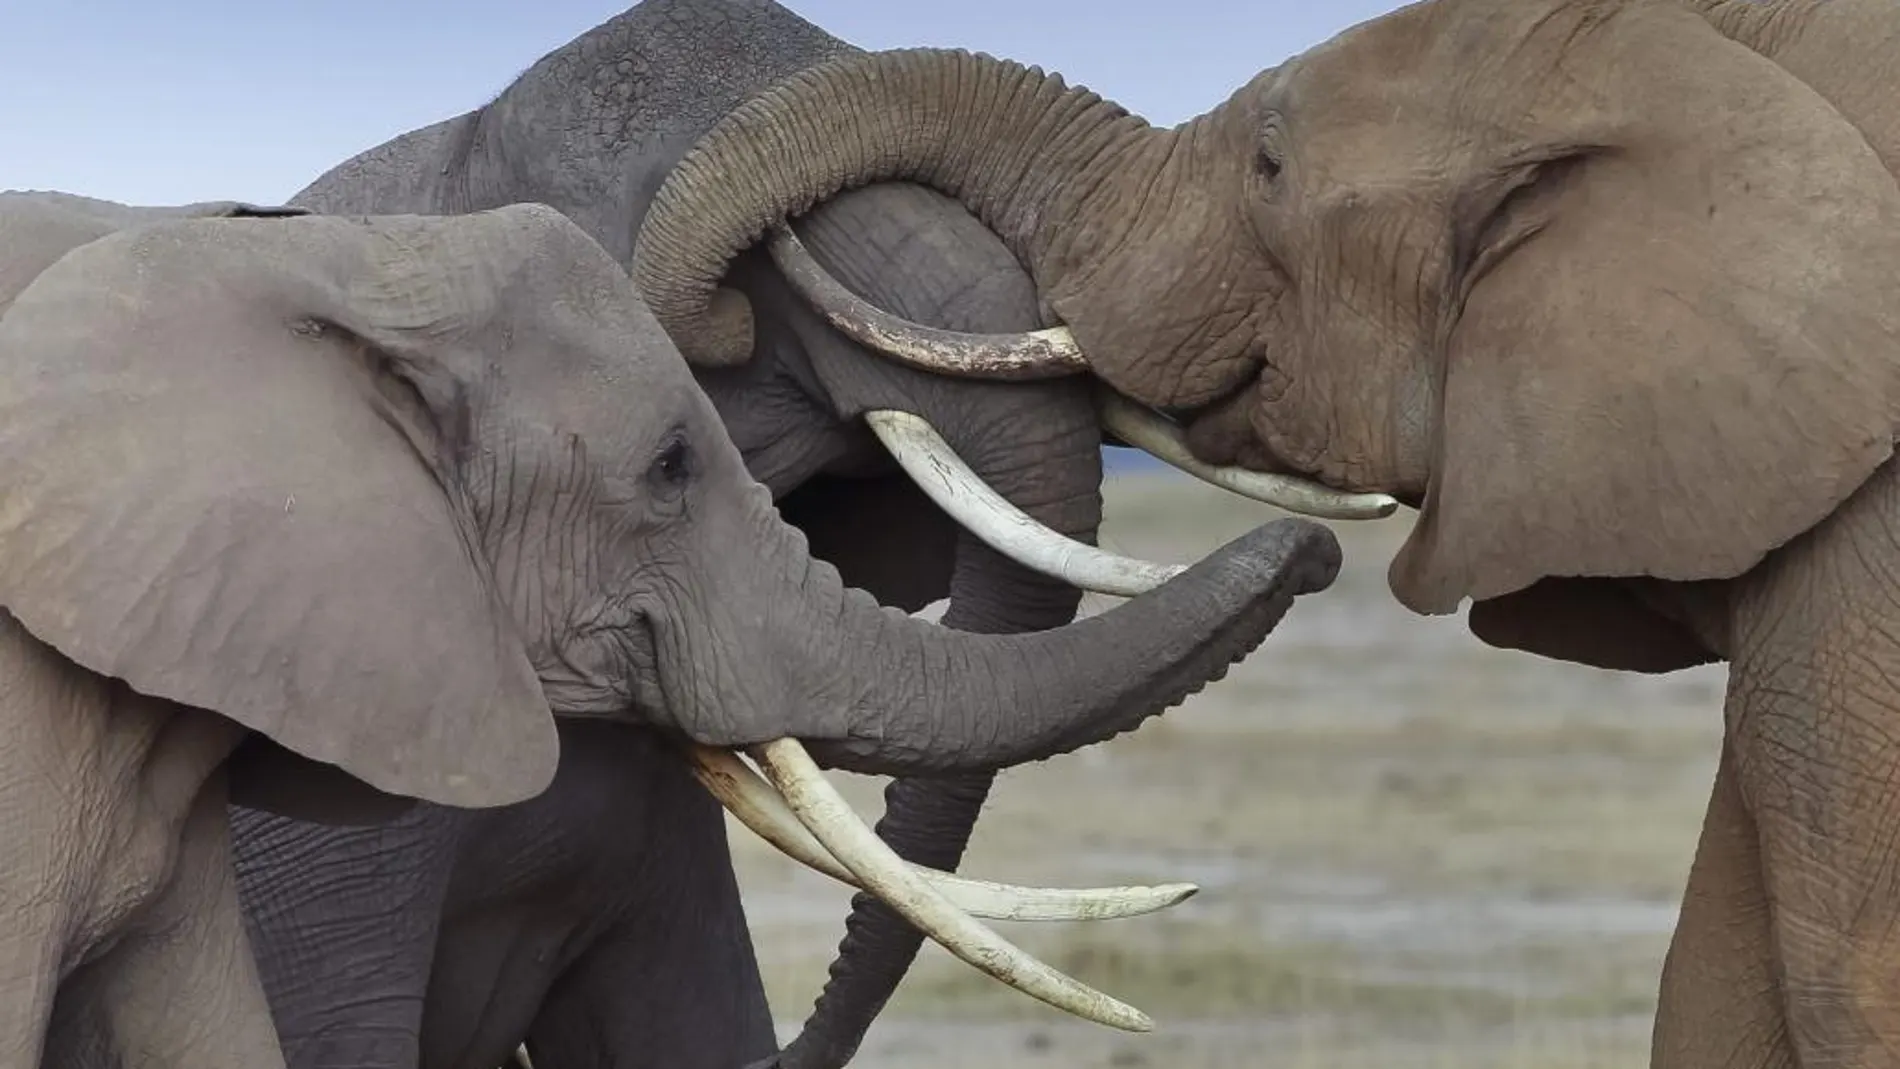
[763, 507, 1336, 777]
[672, 475, 1336, 772]
[631, 48, 1166, 369]
[682, 491, 1337, 1030]
[790, 399, 1104, 1068]
[760, 184, 1109, 1067]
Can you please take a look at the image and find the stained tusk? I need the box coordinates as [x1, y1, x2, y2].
[749, 738, 1157, 1032]
[1097, 391, 1400, 521]
[766, 224, 1088, 381]
[866, 409, 1183, 597]
[769, 219, 1399, 524]
[687, 743, 1197, 921]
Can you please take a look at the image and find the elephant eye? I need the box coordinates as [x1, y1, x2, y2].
[1254, 147, 1283, 184]
[647, 432, 692, 494]
[1255, 111, 1287, 187]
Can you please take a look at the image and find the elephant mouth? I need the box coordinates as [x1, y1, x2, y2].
[619, 608, 674, 729]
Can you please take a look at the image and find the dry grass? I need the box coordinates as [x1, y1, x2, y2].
[729, 473, 1726, 1068]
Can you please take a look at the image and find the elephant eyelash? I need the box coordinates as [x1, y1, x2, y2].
[1255, 111, 1288, 186]
[655, 441, 689, 482]
[644, 427, 694, 510]
[1254, 148, 1283, 183]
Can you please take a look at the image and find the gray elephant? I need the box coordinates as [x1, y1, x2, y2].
[627, 0, 1900, 1064]
[0, 188, 1340, 1067]
[233, 720, 775, 1069]
[228, 3, 1388, 1067]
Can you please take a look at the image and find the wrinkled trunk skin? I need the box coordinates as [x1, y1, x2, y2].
[632, 48, 1272, 411]
[676, 466, 1338, 773]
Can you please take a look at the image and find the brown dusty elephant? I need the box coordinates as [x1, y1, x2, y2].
[0, 189, 1342, 1066]
[624, 0, 1900, 1064]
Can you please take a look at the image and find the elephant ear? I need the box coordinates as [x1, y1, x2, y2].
[1390, 0, 1900, 621]
[0, 192, 307, 314]
[0, 206, 563, 809]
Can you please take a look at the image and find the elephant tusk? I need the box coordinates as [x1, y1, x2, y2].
[1096, 391, 1401, 521]
[769, 219, 1400, 525]
[766, 224, 1088, 381]
[749, 738, 1158, 1032]
[866, 409, 1183, 598]
[687, 743, 1198, 921]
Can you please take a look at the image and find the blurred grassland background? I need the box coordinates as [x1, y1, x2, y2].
[727, 467, 1726, 1068]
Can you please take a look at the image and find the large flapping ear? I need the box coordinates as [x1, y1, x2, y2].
[0, 206, 566, 809]
[0, 191, 307, 313]
[1391, 0, 1900, 616]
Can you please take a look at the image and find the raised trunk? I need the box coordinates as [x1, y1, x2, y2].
[726, 495, 1338, 776]
[634, 48, 1271, 409]
[634, 51, 1150, 359]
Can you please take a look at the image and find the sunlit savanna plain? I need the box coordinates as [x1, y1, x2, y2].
[729, 471, 1725, 1069]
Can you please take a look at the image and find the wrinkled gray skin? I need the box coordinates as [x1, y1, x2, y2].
[0, 188, 1339, 1067]
[231, 3, 1137, 1067]
[233, 721, 773, 1069]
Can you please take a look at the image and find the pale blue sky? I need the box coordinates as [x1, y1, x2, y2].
[2, 0, 1402, 205]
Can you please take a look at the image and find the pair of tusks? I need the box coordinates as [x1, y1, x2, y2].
[765, 224, 1401, 525]
[686, 742, 1185, 1030]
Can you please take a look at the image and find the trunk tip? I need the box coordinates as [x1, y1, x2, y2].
[1218, 517, 1344, 598]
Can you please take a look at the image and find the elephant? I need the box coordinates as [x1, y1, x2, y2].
[626, 0, 1900, 1064]
[0, 188, 1343, 1067]
[229, 3, 1390, 1067]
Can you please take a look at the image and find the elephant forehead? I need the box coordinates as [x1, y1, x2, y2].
[490, 309, 709, 465]
[1280, 0, 1624, 121]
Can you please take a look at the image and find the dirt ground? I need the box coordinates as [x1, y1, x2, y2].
[728, 472, 1727, 1069]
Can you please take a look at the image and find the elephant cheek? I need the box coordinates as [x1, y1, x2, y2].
[1183, 381, 1284, 472]
[1245, 336, 1435, 497]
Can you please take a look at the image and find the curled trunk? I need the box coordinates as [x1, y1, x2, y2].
[631, 48, 1159, 369]
[633, 47, 1269, 411]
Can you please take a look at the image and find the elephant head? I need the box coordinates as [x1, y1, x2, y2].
[0, 195, 1341, 1025]
[630, 0, 1900, 672]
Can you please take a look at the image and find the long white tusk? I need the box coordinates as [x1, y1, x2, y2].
[687, 743, 1197, 922]
[766, 224, 1088, 381]
[866, 409, 1183, 597]
[1097, 391, 1400, 520]
[750, 738, 1157, 1032]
